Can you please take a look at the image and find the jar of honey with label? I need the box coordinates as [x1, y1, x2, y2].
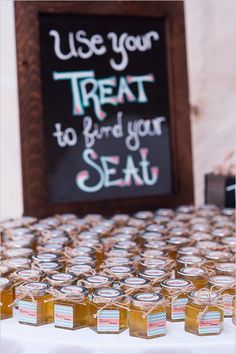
[215, 263, 236, 277]
[89, 287, 128, 334]
[177, 267, 207, 290]
[176, 256, 204, 271]
[103, 266, 136, 280]
[66, 264, 95, 278]
[0, 278, 14, 320]
[129, 292, 166, 339]
[54, 285, 89, 330]
[139, 269, 168, 288]
[185, 290, 224, 336]
[17, 282, 53, 326]
[208, 275, 235, 317]
[160, 279, 193, 321]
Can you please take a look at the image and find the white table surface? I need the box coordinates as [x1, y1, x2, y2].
[0, 317, 235, 354]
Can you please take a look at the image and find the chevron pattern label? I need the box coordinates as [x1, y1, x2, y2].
[18, 300, 38, 324]
[147, 312, 166, 337]
[97, 310, 120, 332]
[171, 298, 188, 320]
[54, 304, 74, 328]
[199, 311, 221, 334]
[222, 294, 233, 316]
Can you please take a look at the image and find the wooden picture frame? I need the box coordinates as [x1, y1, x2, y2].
[15, 0, 193, 218]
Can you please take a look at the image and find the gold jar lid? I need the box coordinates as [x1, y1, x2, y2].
[131, 292, 163, 308]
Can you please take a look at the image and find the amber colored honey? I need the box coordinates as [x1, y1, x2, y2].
[185, 303, 223, 336]
[0, 285, 14, 320]
[129, 303, 165, 339]
[160, 288, 188, 322]
[89, 302, 128, 334]
[176, 271, 207, 290]
[18, 293, 54, 326]
[54, 298, 89, 330]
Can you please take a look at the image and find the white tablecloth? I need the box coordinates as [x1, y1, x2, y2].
[1, 318, 235, 354]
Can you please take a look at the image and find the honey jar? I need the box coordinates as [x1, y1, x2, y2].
[68, 255, 96, 267]
[185, 290, 224, 336]
[208, 275, 235, 317]
[139, 257, 174, 273]
[0, 278, 14, 320]
[32, 253, 61, 263]
[103, 257, 133, 268]
[119, 277, 151, 293]
[54, 285, 89, 330]
[82, 274, 113, 293]
[47, 273, 77, 287]
[177, 267, 207, 290]
[5, 248, 33, 259]
[37, 243, 64, 255]
[89, 287, 128, 333]
[129, 292, 166, 339]
[177, 247, 201, 257]
[17, 282, 53, 326]
[160, 279, 193, 321]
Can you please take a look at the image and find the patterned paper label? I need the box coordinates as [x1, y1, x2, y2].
[199, 311, 221, 334]
[97, 310, 120, 332]
[147, 312, 166, 336]
[18, 300, 38, 324]
[171, 298, 188, 320]
[54, 304, 74, 328]
[222, 294, 233, 316]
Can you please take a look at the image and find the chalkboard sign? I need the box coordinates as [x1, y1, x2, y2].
[15, 1, 193, 217]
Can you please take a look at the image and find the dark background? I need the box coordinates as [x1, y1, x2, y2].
[39, 13, 172, 204]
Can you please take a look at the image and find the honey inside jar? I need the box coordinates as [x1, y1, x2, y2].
[17, 282, 53, 326]
[139, 269, 168, 288]
[185, 290, 224, 336]
[208, 275, 235, 317]
[47, 273, 77, 287]
[54, 285, 89, 330]
[160, 278, 193, 321]
[89, 287, 128, 334]
[177, 267, 207, 290]
[129, 292, 166, 339]
[0, 278, 14, 320]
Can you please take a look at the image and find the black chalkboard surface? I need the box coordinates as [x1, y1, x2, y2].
[15, 1, 193, 217]
[39, 14, 172, 203]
